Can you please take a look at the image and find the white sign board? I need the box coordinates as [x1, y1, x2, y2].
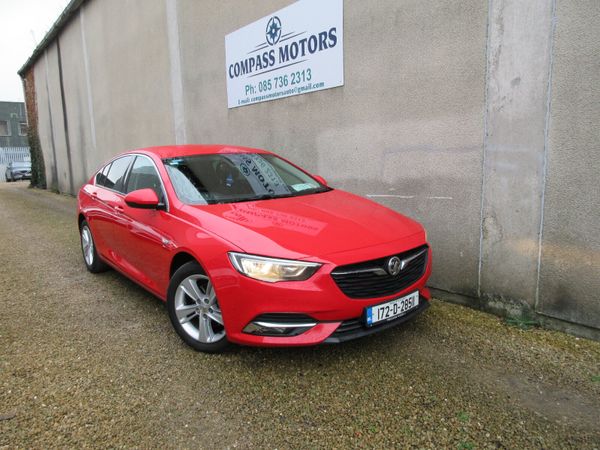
[225, 0, 344, 109]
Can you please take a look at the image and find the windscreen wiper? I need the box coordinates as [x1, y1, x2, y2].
[218, 190, 329, 204]
[219, 194, 276, 204]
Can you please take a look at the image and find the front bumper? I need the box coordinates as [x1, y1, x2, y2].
[212, 240, 432, 347]
[324, 295, 430, 343]
[10, 172, 31, 180]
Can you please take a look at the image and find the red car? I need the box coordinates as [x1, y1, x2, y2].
[77, 145, 431, 352]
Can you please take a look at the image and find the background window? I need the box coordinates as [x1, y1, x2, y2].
[19, 122, 27, 136]
[0, 120, 9, 136]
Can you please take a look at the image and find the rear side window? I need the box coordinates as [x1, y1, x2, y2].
[95, 163, 111, 187]
[125, 156, 163, 199]
[98, 156, 133, 192]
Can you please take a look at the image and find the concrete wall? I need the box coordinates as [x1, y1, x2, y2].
[57, 14, 93, 192]
[45, 43, 70, 193]
[24, 0, 600, 337]
[83, 0, 175, 171]
[480, 0, 555, 312]
[537, 0, 600, 330]
[176, 0, 488, 296]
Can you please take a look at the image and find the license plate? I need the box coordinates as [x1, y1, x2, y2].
[365, 291, 419, 326]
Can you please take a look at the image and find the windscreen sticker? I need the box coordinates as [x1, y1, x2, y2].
[291, 183, 314, 192]
[226, 154, 290, 195]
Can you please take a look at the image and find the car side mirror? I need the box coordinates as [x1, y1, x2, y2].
[124, 188, 163, 210]
[313, 175, 328, 186]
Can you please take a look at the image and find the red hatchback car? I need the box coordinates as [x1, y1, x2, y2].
[77, 145, 431, 352]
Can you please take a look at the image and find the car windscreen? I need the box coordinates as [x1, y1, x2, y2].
[162, 153, 330, 205]
[11, 162, 31, 168]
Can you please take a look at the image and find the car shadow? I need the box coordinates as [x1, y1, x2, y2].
[93, 266, 435, 367]
[230, 312, 433, 365]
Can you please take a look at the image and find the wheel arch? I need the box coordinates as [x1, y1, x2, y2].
[78, 213, 86, 230]
[170, 251, 203, 279]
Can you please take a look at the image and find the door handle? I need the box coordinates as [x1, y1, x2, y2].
[162, 237, 175, 249]
[113, 205, 124, 212]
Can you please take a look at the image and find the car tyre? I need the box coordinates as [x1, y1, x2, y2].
[167, 261, 230, 353]
[80, 220, 109, 273]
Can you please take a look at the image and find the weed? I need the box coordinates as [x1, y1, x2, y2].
[458, 411, 470, 423]
[505, 316, 539, 330]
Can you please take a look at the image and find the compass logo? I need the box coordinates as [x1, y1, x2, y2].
[265, 16, 282, 46]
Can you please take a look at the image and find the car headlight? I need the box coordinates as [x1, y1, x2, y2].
[228, 252, 321, 283]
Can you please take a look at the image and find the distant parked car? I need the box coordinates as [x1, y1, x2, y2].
[5, 161, 32, 182]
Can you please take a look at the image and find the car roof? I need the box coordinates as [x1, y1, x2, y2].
[125, 144, 273, 159]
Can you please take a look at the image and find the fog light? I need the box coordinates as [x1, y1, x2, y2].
[243, 319, 317, 337]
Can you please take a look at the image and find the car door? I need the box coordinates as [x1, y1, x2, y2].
[84, 161, 112, 251]
[120, 155, 174, 295]
[89, 155, 134, 268]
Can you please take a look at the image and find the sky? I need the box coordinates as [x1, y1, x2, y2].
[0, 0, 71, 102]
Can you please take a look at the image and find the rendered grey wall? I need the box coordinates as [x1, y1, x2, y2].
[55, 15, 92, 192]
[175, 0, 489, 296]
[33, 0, 176, 193]
[45, 43, 70, 193]
[480, 0, 554, 311]
[537, 0, 600, 329]
[82, 0, 175, 174]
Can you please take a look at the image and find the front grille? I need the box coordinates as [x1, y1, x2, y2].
[330, 245, 428, 299]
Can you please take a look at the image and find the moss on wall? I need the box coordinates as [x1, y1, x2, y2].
[22, 68, 46, 189]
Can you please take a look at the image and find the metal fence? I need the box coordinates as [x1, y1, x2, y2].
[0, 147, 31, 182]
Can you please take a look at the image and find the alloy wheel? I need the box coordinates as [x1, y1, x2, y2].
[174, 274, 225, 344]
[81, 225, 94, 266]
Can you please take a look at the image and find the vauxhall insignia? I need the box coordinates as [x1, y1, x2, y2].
[387, 256, 402, 276]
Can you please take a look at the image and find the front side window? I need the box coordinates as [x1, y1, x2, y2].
[163, 153, 329, 205]
[125, 156, 163, 200]
[98, 156, 133, 192]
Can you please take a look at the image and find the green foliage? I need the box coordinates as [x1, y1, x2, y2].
[458, 411, 470, 422]
[27, 128, 46, 189]
[505, 316, 539, 331]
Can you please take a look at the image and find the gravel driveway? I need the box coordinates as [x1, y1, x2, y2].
[1, 182, 599, 449]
